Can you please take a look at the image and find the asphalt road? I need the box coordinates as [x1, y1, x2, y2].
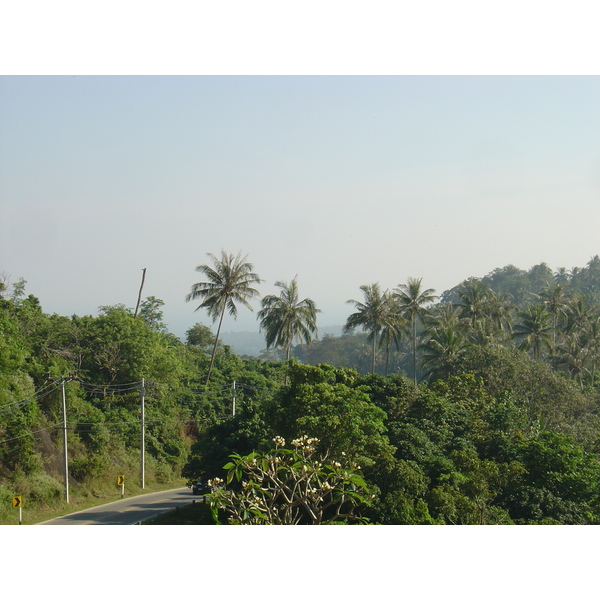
[36, 487, 200, 525]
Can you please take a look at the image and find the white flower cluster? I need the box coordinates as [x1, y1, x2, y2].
[272, 436, 285, 447]
[291, 435, 319, 448]
[208, 477, 223, 488]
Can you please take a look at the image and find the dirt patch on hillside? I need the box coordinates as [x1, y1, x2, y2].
[33, 426, 64, 478]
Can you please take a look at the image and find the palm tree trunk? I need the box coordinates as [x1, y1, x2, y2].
[284, 342, 292, 385]
[412, 315, 417, 385]
[372, 332, 377, 374]
[205, 304, 226, 387]
[385, 343, 390, 376]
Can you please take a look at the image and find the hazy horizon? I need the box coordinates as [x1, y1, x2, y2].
[2, 76, 599, 341]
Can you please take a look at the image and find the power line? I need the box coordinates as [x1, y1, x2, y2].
[0, 376, 273, 463]
[0, 423, 62, 447]
[0, 381, 62, 415]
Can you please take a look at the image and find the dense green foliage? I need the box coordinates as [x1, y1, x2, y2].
[3, 257, 600, 524]
[189, 361, 600, 524]
[0, 277, 282, 521]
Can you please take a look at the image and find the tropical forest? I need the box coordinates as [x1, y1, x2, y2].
[3, 253, 600, 524]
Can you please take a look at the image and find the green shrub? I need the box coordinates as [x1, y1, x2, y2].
[13, 472, 63, 505]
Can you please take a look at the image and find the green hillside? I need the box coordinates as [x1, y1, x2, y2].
[2, 256, 600, 524]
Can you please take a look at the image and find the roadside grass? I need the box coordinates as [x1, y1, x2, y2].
[0, 477, 189, 525]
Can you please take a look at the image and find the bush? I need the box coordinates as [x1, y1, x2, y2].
[13, 472, 63, 505]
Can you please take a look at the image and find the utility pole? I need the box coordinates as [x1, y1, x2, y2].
[232, 380, 236, 417]
[140, 377, 145, 489]
[134, 268, 147, 318]
[61, 378, 69, 503]
[49, 376, 78, 504]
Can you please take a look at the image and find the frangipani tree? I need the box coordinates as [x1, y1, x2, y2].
[207, 435, 371, 525]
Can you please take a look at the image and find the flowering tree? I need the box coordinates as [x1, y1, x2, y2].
[207, 436, 371, 524]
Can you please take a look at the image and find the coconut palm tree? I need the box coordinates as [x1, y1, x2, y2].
[420, 304, 469, 381]
[563, 295, 595, 336]
[258, 276, 320, 363]
[344, 283, 389, 374]
[455, 279, 492, 331]
[582, 315, 600, 387]
[420, 325, 470, 382]
[534, 284, 569, 345]
[557, 331, 588, 387]
[557, 296, 600, 385]
[554, 267, 570, 287]
[512, 303, 554, 361]
[394, 277, 437, 384]
[485, 289, 515, 345]
[378, 292, 407, 375]
[186, 251, 262, 386]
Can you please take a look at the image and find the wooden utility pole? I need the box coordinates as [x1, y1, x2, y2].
[134, 268, 147, 317]
[140, 378, 145, 489]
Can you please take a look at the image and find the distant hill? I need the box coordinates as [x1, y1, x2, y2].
[220, 331, 265, 357]
[220, 325, 344, 357]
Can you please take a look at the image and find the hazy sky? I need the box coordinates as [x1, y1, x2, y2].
[1, 75, 599, 339]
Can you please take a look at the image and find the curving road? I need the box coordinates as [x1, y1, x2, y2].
[36, 487, 201, 525]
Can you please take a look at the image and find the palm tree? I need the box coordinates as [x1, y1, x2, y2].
[554, 267, 570, 287]
[557, 331, 588, 387]
[563, 295, 594, 336]
[420, 325, 470, 382]
[455, 279, 492, 331]
[485, 289, 515, 345]
[186, 251, 262, 386]
[258, 276, 320, 363]
[512, 304, 554, 360]
[378, 292, 407, 375]
[421, 304, 469, 381]
[344, 283, 389, 374]
[394, 277, 437, 384]
[582, 315, 600, 387]
[534, 284, 569, 344]
[558, 296, 600, 385]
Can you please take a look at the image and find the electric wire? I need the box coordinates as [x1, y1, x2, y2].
[0, 376, 270, 459]
[0, 381, 62, 415]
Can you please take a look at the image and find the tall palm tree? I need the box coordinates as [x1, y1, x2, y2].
[258, 276, 320, 362]
[485, 289, 515, 345]
[512, 303, 554, 360]
[344, 283, 388, 374]
[420, 325, 470, 382]
[563, 295, 594, 336]
[554, 267, 570, 287]
[421, 304, 469, 381]
[455, 279, 492, 331]
[557, 296, 600, 385]
[186, 251, 262, 386]
[582, 315, 600, 387]
[378, 292, 407, 375]
[557, 331, 588, 387]
[534, 284, 569, 346]
[394, 277, 437, 384]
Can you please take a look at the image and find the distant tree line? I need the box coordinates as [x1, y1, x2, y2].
[292, 257, 600, 390]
